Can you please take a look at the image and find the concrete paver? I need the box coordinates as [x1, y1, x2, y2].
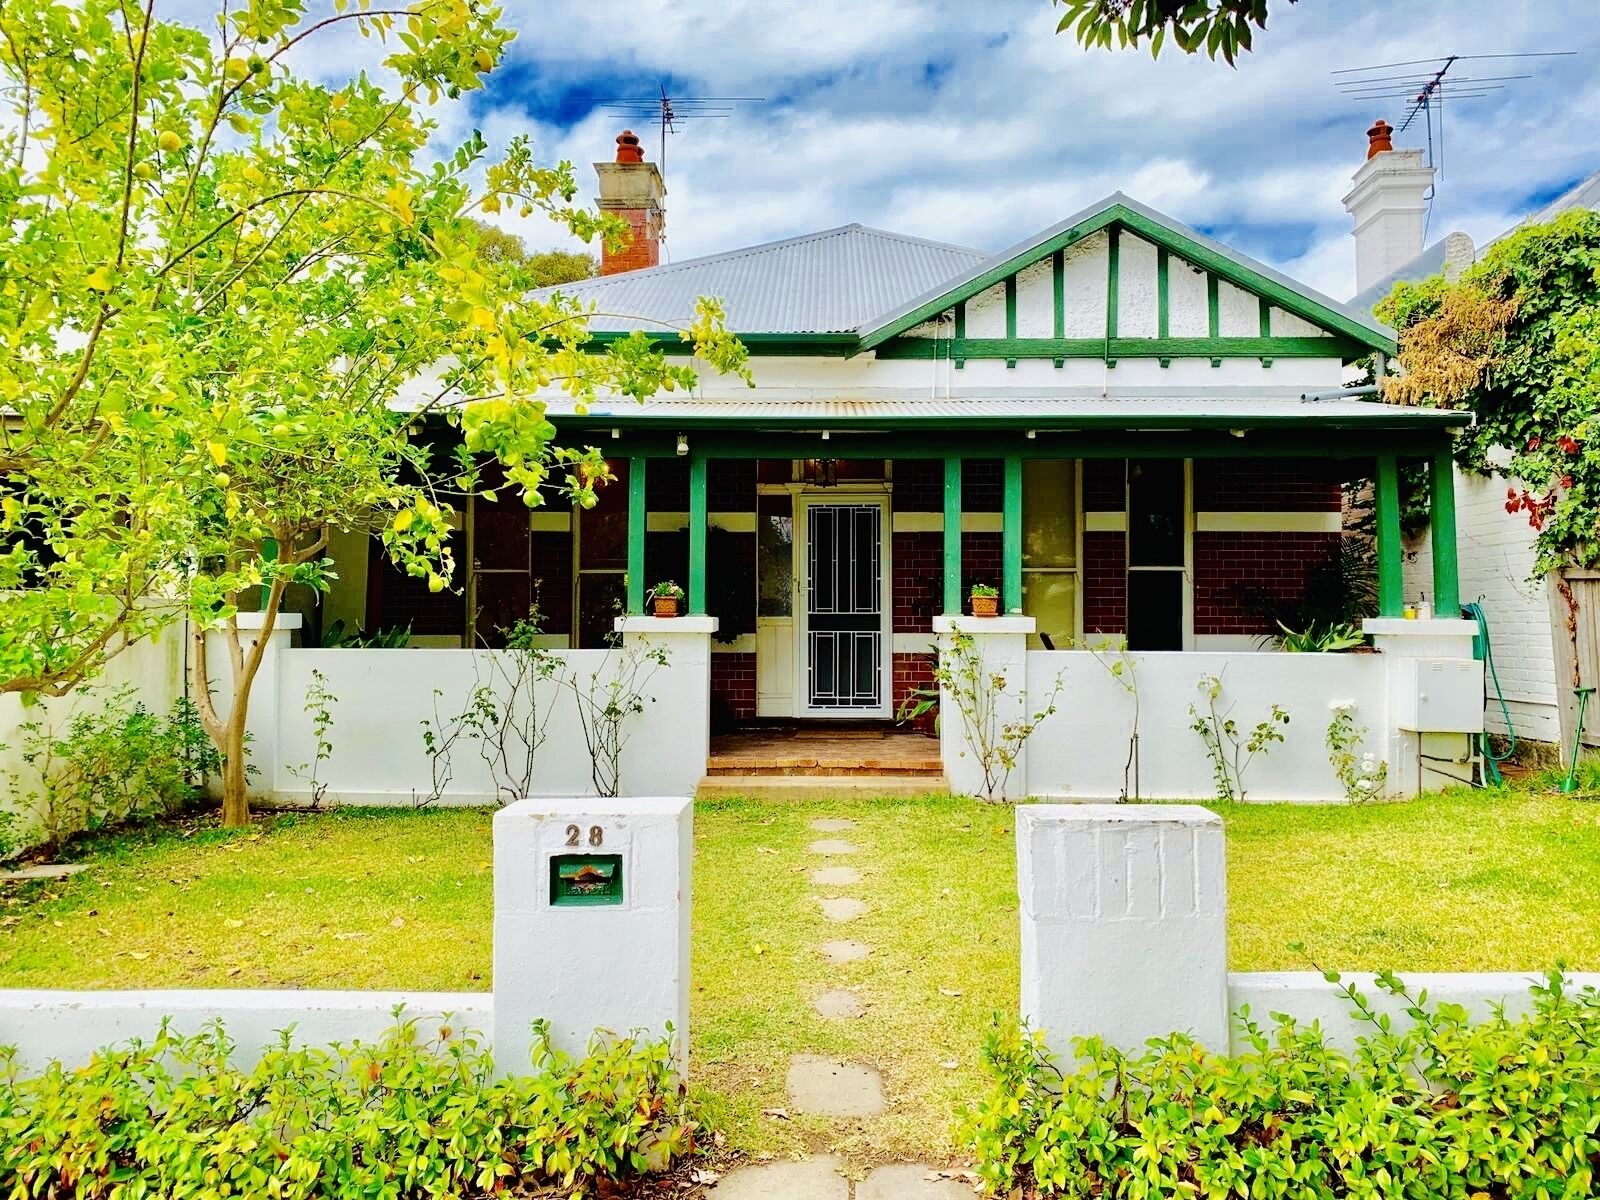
[786, 1055, 887, 1117]
[819, 939, 871, 963]
[712, 1154, 849, 1199]
[813, 988, 866, 1020]
[817, 896, 868, 923]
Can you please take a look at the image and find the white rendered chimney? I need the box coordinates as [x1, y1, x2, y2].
[1342, 119, 1435, 294]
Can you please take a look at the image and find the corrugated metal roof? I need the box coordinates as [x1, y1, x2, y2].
[544, 394, 1465, 429]
[537, 225, 985, 334]
[1524, 169, 1600, 225]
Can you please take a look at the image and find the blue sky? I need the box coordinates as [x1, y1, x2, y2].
[308, 0, 1599, 300]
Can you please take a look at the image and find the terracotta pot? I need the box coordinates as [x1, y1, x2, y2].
[652, 595, 680, 618]
[970, 594, 999, 617]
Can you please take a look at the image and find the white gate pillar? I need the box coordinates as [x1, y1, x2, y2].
[493, 796, 692, 1074]
[1017, 804, 1228, 1057]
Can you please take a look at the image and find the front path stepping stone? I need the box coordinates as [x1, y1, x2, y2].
[819, 939, 871, 963]
[808, 839, 858, 856]
[816, 896, 868, 923]
[0, 863, 88, 882]
[713, 1153, 848, 1200]
[813, 988, 865, 1020]
[857, 1163, 976, 1199]
[786, 1055, 887, 1117]
[808, 818, 855, 832]
[810, 865, 861, 887]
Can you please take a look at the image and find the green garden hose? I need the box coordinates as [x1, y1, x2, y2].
[1561, 687, 1594, 794]
[1467, 600, 1517, 787]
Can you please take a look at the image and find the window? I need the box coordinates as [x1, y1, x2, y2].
[1126, 459, 1188, 650]
[574, 459, 629, 648]
[1021, 460, 1078, 650]
[757, 493, 793, 617]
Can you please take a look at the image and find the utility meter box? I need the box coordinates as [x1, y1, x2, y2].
[1392, 657, 1484, 733]
[493, 797, 692, 1075]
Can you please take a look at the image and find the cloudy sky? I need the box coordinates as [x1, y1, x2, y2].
[308, 0, 1597, 301]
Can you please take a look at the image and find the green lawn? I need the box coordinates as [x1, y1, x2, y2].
[4, 788, 1600, 1162]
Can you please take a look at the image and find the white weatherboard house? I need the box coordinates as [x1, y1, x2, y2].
[1347, 119, 1600, 759]
[240, 130, 1486, 803]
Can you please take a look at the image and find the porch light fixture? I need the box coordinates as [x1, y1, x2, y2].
[820, 429, 831, 441]
[1229, 428, 1247, 438]
[676, 433, 688, 457]
[1026, 429, 1037, 439]
[800, 458, 839, 487]
[610, 427, 621, 439]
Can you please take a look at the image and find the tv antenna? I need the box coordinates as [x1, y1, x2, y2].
[1332, 52, 1574, 181]
[592, 85, 764, 176]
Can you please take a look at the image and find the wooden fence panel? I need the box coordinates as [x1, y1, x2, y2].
[1550, 569, 1600, 763]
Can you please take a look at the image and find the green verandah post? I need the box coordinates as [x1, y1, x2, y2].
[943, 457, 962, 614]
[1429, 446, 1460, 619]
[1375, 453, 1403, 617]
[1003, 456, 1023, 614]
[626, 458, 646, 614]
[688, 451, 708, 614]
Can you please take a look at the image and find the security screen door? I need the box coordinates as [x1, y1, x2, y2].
[804, 503, 883, 710]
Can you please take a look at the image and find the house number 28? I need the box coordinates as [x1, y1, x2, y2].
[565, 824, 604, 847]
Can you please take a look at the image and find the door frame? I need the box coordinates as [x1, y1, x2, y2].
[793, 492, 893, 719]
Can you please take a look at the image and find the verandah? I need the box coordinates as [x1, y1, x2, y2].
[583, 422, 1463, 625]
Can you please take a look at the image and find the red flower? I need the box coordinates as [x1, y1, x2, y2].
[1558, 435, 1580, 455]
[1528, 436, 1542, 451]
[1561, 474, 1574, 489]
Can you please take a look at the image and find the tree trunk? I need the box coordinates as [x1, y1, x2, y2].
[220, 714, 250, 827]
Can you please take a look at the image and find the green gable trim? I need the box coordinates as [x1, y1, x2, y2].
[873, 335, 1365, 361]
[857, 201, 1396, 356]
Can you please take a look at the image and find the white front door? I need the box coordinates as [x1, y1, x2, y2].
[795, 497, 891, 718]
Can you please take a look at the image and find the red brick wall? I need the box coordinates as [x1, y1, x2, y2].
[1083, 532, 1127, 634]
[1194, 532, 1342, 635]
[1194, 458, 1341, 512]
[1084, 459, 1126, 511]
[893, 531, 942, 633]
[962, 531, 1001, 600]
[600, 208, 659, 274]
[892, 651, 936, 734]
[531, 530, 572, 637]
[710, 652, 756, 730]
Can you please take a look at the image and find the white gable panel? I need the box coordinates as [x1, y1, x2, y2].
[964, 280, 1007, 337]
[1269, 307, 1330, 338]
[1168, 256, 1210, 337]
[1015, 258, 1055, 337]
[1216, 279, 1259, 337]
[1118, 234, 1159, 337]
[1062, 232, 1109, 338]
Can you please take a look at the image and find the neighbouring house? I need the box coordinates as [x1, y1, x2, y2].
[1346, 120, 1600, 758]
[249, 128, 1481, 803]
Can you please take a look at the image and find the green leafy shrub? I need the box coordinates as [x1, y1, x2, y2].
[1, 686, 219, 858]
[0, 1012, 699, 1199]
[968, 971, 1600, 1198]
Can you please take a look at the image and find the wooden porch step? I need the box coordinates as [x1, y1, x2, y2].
[705, 758, 944, 778]
[695, 773, 949, 800]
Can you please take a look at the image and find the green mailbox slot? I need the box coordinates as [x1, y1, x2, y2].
[550, 854, 623, 907]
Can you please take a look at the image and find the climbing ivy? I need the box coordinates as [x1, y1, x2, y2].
[1381, 210, 1600, 573]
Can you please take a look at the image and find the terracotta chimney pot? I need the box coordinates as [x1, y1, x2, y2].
[615, 130, 644, 164]
[1366, 119, 1395, 159]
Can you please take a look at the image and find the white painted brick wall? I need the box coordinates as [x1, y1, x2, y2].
[1405, 465, 1559, 741]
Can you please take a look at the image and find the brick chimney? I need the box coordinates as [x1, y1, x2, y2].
[1342, 119, 1435, 293]
[595, 130, 665, 275]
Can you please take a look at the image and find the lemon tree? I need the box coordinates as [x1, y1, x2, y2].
[0, 0, 746, 825]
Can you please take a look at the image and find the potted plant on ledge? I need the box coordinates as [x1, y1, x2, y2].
[969, 583, 999, 618]
[649, 580, 685, 618]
